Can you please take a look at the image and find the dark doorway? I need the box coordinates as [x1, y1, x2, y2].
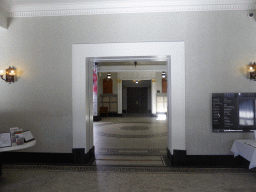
[127, 87, 148, 113]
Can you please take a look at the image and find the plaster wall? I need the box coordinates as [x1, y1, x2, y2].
[0, 11, 255, 154]
[0, 7, 7, 29]
[156, 72, 162, 93]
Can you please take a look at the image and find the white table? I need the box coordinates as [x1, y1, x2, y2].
[231, 139, 256, 169]
[0, 140, 36, 176]
[0, 140, 36, 152]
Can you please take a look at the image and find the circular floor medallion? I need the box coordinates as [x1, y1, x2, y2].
[120, 126, 149, 131]
[95, 122, 167, 138]
[98, 132, 167, 138]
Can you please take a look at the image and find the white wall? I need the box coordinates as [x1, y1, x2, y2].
[156, 72, 162, 93]
[0, 7, 7, 29]
[0, 11, 255, 154]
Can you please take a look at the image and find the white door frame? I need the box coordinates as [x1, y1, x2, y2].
[72, 42, 185, 154]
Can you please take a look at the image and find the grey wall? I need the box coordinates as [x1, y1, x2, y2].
[0, 11, 255, 154]
[0, 7, 7, 29]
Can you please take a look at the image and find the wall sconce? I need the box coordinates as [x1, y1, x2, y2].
[107, 73, 111, 79]
[0, 66, 16, 84]
[135, 80, 138, 84]
[248, 63, 256, 80]
[162, 71, 166, 78]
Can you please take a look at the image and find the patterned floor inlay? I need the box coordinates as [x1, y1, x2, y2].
[3, 164, 256, 173]
[97, 132, 167, 138]
[120, 126, 149, 131]
[96, 148, 167, 155]
[94, 155, 166, 166]
[94, 122, 167, 138]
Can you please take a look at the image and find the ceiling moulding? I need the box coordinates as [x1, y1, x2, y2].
[2, 0, 256, 17]
[97, 65, 167, 72]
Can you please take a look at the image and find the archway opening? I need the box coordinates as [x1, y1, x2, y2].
[72, 42, 185, 165]
[93, 59, 168, 166]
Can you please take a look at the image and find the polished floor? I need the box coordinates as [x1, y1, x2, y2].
[93, 114, 168, 167]
[1, 114, 256, 191]
[1, 166, 256, 192]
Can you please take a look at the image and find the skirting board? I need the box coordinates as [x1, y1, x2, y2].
[1, 146, 95, 165]
[93, 116, 102, 122]
[0, 147, 250, 168]
[167, 148, 250, 168]
[73, 146, 95, 165]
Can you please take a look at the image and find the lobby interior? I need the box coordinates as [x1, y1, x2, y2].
[81, 59, 171, 167]
[1, 0, 256, 191]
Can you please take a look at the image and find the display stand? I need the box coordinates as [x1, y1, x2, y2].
[0, 140, 36, 176]
[0, 140, 36, 152]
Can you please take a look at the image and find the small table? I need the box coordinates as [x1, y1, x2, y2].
[0, 140, 36, 176]
[0, 140, 36, 152]
[231, 139, 256, 169]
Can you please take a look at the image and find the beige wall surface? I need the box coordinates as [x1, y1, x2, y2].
[0, 7, 7, 29]
[0, 11, 255, 154]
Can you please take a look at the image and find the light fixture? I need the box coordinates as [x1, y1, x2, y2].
[135, 80, 138, 84]
[248, 63, 256, 80]
[107, 73, 111, 79]
[0, 66, 16, 84]
[162, 71, 166, 78]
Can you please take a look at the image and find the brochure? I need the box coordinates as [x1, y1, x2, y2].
[15, 129, 24, 145]
[23, 131, 35, 142]
[10, 127, 24, 146]
[10, 127, 19, 145]
[0, 132, 12, 148]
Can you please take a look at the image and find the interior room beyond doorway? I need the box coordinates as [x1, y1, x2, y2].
[72, 42, 186, 166]
[122, 80, 151, 114]
[94, 61, 168, 166]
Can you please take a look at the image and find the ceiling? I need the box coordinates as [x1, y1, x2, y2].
[0, 0, 255, 17]
[122, 80, 151, 87]
[2, 0, 255, 6]
[97, 61, 166, 66]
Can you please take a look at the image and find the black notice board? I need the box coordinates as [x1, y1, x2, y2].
[212, 93, 238, 131]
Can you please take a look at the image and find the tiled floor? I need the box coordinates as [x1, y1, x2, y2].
[94, 155, 165, 166]
[2, 114, 256, 191]
[1, 166, 256, 192]
[93, 114, 168, 167]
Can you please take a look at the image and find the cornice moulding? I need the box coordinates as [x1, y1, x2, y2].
[1, 0, 256, 17]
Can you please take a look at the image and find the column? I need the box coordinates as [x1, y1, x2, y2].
[117, 78, 122, 114]
[151, 79, 156, 115]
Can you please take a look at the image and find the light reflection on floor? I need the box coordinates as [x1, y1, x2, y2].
[93, 114, 168, 166]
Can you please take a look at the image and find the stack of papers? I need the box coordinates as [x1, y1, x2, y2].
[0, 133, 11, 148]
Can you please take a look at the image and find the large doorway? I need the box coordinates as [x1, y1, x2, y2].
[93, 68, 166, 166]
[127, 87, 148, 113]
[94, 67, 167, 166]
[72, 42, 186, 161]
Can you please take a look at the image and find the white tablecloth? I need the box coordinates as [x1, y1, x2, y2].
[231, 139, 256, 169]
[0, 140, 36, 152]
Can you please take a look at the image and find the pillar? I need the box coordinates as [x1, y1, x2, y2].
[117, 78, 122, 114]
[151, 78, 156, 114]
